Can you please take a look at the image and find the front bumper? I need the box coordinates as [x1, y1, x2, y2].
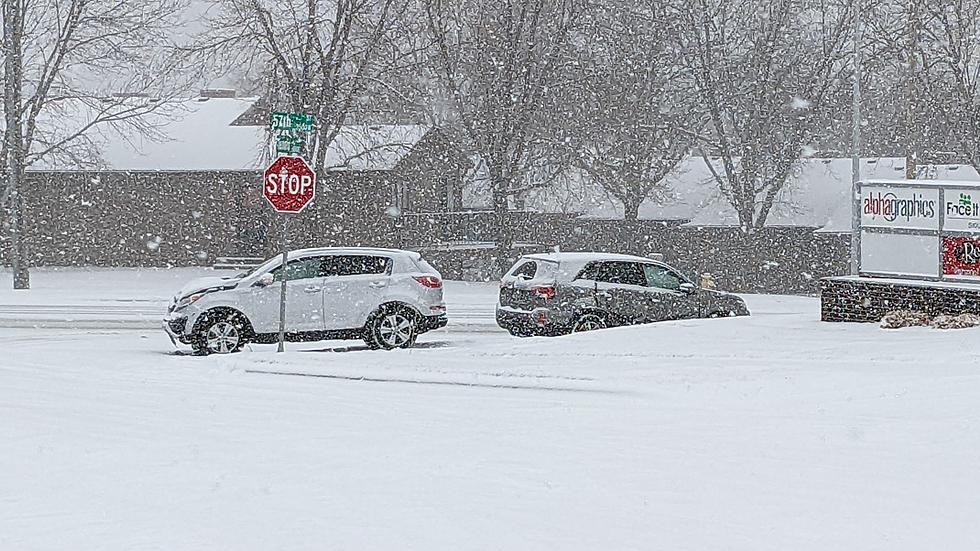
[163, 312, 193, 345]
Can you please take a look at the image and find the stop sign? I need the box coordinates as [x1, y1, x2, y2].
[263, 156, 316, 213]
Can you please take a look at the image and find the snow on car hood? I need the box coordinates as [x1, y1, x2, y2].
[175, 275, 239, 299]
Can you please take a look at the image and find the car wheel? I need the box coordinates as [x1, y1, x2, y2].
[365, 307, 418, 350]
[572, 313, 607, 333]
[194, 313, 248, 355]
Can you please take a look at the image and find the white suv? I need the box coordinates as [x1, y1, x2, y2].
[163, 247, 446, 354]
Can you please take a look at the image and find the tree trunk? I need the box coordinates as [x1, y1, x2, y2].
[738, 202, 755, 235]
[3, 0, 29, 289]
[622, 198, 640, 221]
[491, 183, 512, 278]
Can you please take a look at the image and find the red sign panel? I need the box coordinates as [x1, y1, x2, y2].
[263, 156, 316, 213]
[943, 236, 980, 279]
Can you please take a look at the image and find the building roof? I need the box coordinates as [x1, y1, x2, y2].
[28, 97, 428, 172]
[514, 156, 980, 230]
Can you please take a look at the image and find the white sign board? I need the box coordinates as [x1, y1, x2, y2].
[860, 186, 939, 230]
[860, 231, 940, 278]
[942, 188, 980, 232]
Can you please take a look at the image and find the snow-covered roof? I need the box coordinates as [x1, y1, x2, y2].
[28, 97, 428, 172]
[850, 178, 980, 189]
[819, 168, 980, 233]
[517, 156, 980, 230]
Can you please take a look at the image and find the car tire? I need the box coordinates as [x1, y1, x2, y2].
[572, 313, 607, 333]
[193, 311, 249, 355]
[364, 306, 419, 350]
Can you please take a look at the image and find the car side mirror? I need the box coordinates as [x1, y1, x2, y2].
[679, 282, 697, 295]
[255, 273, 275, 287]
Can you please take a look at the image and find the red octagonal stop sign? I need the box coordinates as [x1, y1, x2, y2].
[263, 156, 316, 213]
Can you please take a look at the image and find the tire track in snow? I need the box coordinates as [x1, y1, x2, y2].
[244, 369, 622, 394]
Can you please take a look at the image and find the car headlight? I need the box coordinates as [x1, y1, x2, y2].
[175, 292, 208, 310]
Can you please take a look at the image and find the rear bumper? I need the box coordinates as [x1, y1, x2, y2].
[418, 313, 448, 333]
[495, 305, 572, 335]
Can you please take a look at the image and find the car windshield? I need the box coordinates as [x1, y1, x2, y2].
[236, 257, 277, 279]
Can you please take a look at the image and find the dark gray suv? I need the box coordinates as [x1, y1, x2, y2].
[496, 252, 749, 336]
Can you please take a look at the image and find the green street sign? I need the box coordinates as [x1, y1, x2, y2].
[275, 132, 303, 155]
[270, 111, 315, 132]
[270, 112, 315, 155]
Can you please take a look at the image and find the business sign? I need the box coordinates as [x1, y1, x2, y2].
[943, 236, 980, 279]
[862, 231, 940, 278]
[861, 186, 939, 230]
[942, 188, 980, 231]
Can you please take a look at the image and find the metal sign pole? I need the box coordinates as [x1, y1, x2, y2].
[277, 215, 288, 353]
[850, 0, 862, 276]
[267, 110, 316, 354]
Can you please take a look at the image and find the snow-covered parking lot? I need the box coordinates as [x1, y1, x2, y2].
[2, 268, 979, 550]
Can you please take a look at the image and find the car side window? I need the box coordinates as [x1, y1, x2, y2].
[271, 257, 324, 282]
[322, 255, 391, 277]
[643, 264, 682, 291]
[574, 262, 599, 281]
[510, 260, 537, 279]
[595, 262, 646, 286]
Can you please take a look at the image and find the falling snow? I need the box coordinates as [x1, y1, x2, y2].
[4, 0, 980, 549]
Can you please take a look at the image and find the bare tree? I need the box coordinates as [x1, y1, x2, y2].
[190, 0, 423, 176]
[675, 0, 854, 232]
[560, 1, 692, 221]
[918, 1, 980, 170]
[424, 0, 583, 269]
[2, 0, 190, 288]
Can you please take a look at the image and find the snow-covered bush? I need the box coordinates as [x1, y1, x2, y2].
[879, 310, 932, 329]
[880, 310, 980, 330]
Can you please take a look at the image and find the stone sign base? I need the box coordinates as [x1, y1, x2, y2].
[821, 276, 980, 322]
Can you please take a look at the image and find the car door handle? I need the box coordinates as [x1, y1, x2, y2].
[368, 281, 387, 288]
[597, 291, 611, 298]
[304, 286, 322, 293]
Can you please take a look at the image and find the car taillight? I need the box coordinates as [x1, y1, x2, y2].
[414, 275, 442, 288]
[531, 286, 556, 300]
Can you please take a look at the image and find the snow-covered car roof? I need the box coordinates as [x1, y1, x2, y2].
[516, 252, 672, 281]
[288, 247, 422, 259]
[520, 252, 658, 264]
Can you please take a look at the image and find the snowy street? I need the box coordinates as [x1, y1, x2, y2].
[2, 269, 978, 550]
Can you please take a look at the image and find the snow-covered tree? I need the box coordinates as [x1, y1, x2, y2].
[190, 0, 424, 176]
[675, 0, 855, 232]
[2, 0, 191, 288]
[559, 0, 692, 221]
[424, 0, 584, 268]
[916, 0, 980, 169]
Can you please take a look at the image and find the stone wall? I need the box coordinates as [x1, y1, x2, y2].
[820, 277, 980, 322]
[4, 173, 851, 295]
[402, 213, 850, 294]
[7, 169, 402, 267]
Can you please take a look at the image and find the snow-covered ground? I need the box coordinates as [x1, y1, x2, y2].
[2, 268, 979, 550]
